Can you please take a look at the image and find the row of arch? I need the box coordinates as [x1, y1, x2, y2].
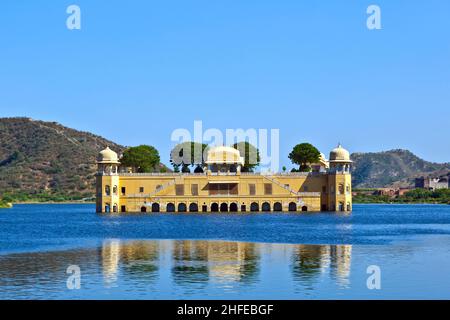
[140, 202, 308, 213]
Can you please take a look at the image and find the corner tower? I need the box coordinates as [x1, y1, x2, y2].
[96, 147, 120, 213]
[327, 144, 352, 212]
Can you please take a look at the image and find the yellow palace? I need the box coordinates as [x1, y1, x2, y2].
[96, 145, 352, 213]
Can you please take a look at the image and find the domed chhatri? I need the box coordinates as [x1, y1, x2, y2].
[95, 143, 353, 214]
[329, 144, 352, 163]
[206, 146, 244, 165]
[97, 147, 120, 164]
[205, 146, 245, 174]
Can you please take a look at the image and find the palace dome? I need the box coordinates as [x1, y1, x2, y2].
[97, 147, 120, 163]
[329, 144, 351, 162]
[205, 146, 244, 165]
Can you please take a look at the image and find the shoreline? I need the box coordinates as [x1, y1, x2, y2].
[0, 202, 13, 209]
[13, 201, 95, 205]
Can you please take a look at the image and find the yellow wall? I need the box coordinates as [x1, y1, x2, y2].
[96, 171, 352, 213]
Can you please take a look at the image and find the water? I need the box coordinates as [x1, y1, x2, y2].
[1, 204, 450, 299]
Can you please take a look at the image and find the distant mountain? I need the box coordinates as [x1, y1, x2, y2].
[0, 117, 168, 198]
[1, 117, 448, 197]
[351, 149, 450, 188]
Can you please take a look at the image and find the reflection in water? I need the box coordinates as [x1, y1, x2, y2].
[102, 240, 160, 287]
[100, 241, 351, 290]
[102, 239, 120, 286]
[172, 241, 259, 287]
[0, 248, 100, 299]
[0, 240, 353, 299]
[172, 241, 210, 286]
[208, 241, 259, 284]
[331, 245, 352, 287]
[291, 245, 352, 289]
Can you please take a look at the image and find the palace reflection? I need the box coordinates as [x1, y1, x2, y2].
[172, 241, 259, 287]
[101, 240, 352, 290]
[101, 240, 260, 288]
[102, 239, 160, 286]
[291, 244, 352, 288]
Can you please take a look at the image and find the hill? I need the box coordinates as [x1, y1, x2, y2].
[1, 117, 448, 199]
[0, 117, 168, 201]
[351, 149, 450, 188]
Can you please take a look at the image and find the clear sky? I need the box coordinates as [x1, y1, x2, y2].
[1, 0, 449, 169]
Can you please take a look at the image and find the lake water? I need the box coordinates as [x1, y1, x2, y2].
[1, 204, 450, 299]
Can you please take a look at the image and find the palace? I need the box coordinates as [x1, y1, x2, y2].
[95, 144, 352, 213]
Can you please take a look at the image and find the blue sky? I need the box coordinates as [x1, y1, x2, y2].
[1, 0, 449, 168]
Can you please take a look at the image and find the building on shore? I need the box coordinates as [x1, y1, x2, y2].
[415, 175, 450, 191]
[373, 187, 414, 197]
[95, 144, 352, 213]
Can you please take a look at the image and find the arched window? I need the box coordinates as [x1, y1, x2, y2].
[178, 203, 187, 212]
[105, 203, 111, 213]
[105, 185, 111, 196]
[167, 203, 175, 212]
[250, 202, 259, 212]
[141, 206, 147, 213]
[220, 203, 228, 212]
[113, 185, 118, 195]
[229, 203, 238, 212]
[113, 204, 118, 213]
[338, 184, 344, 195]
[211, 203, 219, 212]
[262, 202, 271, 212]
[301, 206, 308, 212]
[288, 202, 297, 212]
[152, 203, 160, 213]
[189, 203, 199, 212]
[273, 202, 283, 212]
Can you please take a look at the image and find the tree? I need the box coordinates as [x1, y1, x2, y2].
[288, 143, 320, 172]
[170, 141, 209, 172]
[233, 142, 261, 172]
[120, 145, 160, 173]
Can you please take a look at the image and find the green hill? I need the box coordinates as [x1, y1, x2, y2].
[1, 117, 448, 200]
[351, 149, 450, 188]
[0, 117, 168, 202]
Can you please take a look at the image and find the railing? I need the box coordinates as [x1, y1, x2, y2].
[297, 192, 321, 197]
[276, 172, 328, 177]
[242, 172, 327, 177]
[117, 171, 330, 177]
[123, 192, 321, 198]
[262, 175, 301, 196]
[120, 173, 181, 176]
